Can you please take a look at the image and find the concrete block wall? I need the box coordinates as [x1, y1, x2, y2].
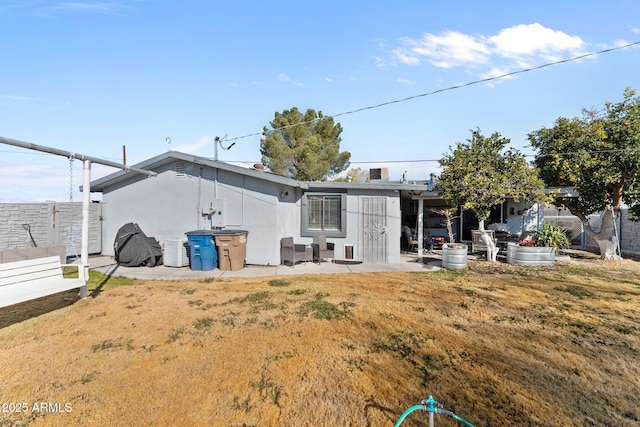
[0, 202, 103, 256]
[0, 203, 50, 250]
[0, 245, 67, 264]
[620, 208, 640, 253]
[56, 203, 83, 257]
[543, 206, 640, 254]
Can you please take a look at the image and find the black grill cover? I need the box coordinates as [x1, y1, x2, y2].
[113, 223, 163, 267]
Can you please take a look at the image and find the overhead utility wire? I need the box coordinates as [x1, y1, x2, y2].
[223, 41, 640, 144]
[224, 145, 640, 167]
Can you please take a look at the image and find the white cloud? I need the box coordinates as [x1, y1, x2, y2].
[0, 163, 71, 202]
[631, 27, 640, 34]
[276, 73, 303, 86]
[0, 160, 127, 203]
[391, 23, 587, 79]
[613, 39, 635, 48]
[374, 38, 389, 49]
[54, 2, 128, 13]
[490, 23, 584, 60]
[392, 47, 421, 66]
[397, 77, 416, 86]
[373, 55, 391, 69]
[0, 94, 40, 101]
[479, 68, 515, 87]
[173, 136, 212, 154]
[395, 31, 490, 68]
[0, 163, 62, 180]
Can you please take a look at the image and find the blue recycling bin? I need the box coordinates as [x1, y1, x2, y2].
[185, 230, 218, 271]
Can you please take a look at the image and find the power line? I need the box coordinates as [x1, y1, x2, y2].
[533, 147, 640, 157]
[223, 41, 640, 143]
[349, 159, 439, 164]
[213, 146, 640, 167]
[4, 146, 635, 168]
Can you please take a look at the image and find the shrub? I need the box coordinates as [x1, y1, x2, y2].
[537, 222, 570, 253]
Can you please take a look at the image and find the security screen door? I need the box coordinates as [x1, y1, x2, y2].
[361, 197, 387, 263]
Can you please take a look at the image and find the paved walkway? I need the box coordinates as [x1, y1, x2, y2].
[88, 254, 444, 280]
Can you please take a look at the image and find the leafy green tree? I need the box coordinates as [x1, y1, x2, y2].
[438, 129, 547, 261]
[528, 87, 640, 259]
[260, 107, 350, 181]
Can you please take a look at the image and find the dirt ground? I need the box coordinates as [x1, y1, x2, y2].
[1, 250, 639, 426]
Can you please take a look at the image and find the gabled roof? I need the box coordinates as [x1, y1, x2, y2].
[89, 151, 308, 192]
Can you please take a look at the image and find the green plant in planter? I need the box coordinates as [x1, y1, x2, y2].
[536, 222, 570, 253]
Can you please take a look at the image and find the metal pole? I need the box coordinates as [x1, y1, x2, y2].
[417, 197, 424, 256]
[0, 136, 156, 177]
[611, 206, 623, 267]
[425, 396, 436, 427]
[80, 160, 91, 298]
[0, 135, 158, 299]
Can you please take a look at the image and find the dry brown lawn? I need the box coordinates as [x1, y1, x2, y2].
[1, 256, 639, 427]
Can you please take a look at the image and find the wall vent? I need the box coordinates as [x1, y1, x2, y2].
[344, 244, 354, 260]
[176, 162, 185, 177]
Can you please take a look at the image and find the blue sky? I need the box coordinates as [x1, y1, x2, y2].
[1, 0, 639, 202]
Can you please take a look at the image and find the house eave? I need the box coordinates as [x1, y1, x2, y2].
[545, 186, 580, 197]
[307, 181, 428, 192]
[411, 186, 580, 200]
[89, 151, 308, 192]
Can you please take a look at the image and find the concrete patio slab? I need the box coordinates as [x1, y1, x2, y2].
[86, 255, 441, 280]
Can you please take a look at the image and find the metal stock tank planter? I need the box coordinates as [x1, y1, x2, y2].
[506, 242, 555, 266]
[441, 243, 468, 269]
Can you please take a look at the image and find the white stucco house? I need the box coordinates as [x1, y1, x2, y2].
[89, 151, 426, 265]
[89, 151, 599, 266]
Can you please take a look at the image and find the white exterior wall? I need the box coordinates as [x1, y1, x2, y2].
[259, 188, 402, 264]
[504, 201, 542, 236]
[96, 156, 403, 265]
[317, 190, 401, 263]
[99, 163, 296, 265]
